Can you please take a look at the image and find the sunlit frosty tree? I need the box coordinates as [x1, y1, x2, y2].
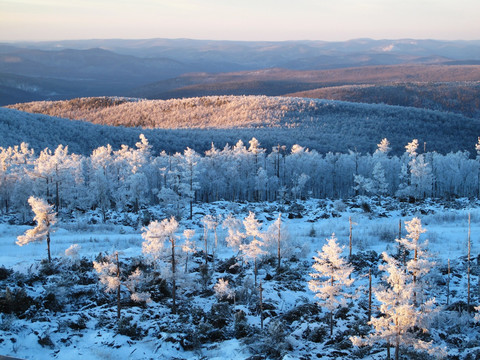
[240, 211, 266, 286]
[351, 253, 441, 360]
[17, 196, 57, 263]
[309, 233, 354, 337]
[396, 217, 434, 305]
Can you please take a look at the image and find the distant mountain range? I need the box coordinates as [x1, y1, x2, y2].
[2, 38, 480, 108]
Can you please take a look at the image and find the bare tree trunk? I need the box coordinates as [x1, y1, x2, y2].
[329, 311, 333, 337]
[259, 281, 264, 330]
[254, 257, 257, 287]
[413, 245, 418, 306]
[447, 258, 450, 306]
[171, 235, 176, 314]
[277, 213, 282, 270]
[349, 216, 353, 259]
[204, 225, 208, 266]
[467, 213, 471, 314]
[55, 179, 59, 212]
[115, 252, 121, 320]
[212, 224, 218, 270]
[368, 268, 372, 322]
[46, 232, 51, 263]
[330, 274, 334, 336]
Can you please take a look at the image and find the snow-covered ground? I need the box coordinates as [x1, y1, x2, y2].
[0, 197, 479, 359]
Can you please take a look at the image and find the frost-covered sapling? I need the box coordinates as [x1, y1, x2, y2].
[142, 217, 179, 313]
[182, 229, 196, 273]
[351, 252, 442, 360]
[214, 278, 235, 303]
[309, 233, 354, 337]
[203, 214, 220, 267]
[475, 305, 480, 323]
[93, 252, 150, 321]
[396, 217, 434, 305]
[240, 212, 267, 287]
[17, 196, 57, 263]
[263, 213, 289, 270]
[223, 213, 245, 253]
[64, 243, 81, 265]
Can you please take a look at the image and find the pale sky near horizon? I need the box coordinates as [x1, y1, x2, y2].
[0, 0, 479, 42]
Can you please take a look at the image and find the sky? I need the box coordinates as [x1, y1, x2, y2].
[1, 0, 479, 42]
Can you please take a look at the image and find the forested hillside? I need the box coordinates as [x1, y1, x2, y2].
[6, 96, 480, 155]
[128, 65, 480, 101]
[287, 82, 480, 119]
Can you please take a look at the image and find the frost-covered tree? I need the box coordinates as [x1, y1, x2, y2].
[223, 214, 245, 253]
[475, 305, 480, 323]
[90, 144, 115, 221]
[180, 147, 200, 219]
[17, 196, 57, 263]
[376, 138, 391, 155]
[0, 143, 35, 214]
[93, 252, 122, 319]
[263, 213, 289, 270]
[32, 145, 76, 212]
[202, 214, 220, 265]
[351, 253, 441, 360]
[372, 162, 389, 196]
[214, 278, 235, 302]
[309, 233, 354, 336]
[93, 252, 150, 320]
[476, 137, 480, 198]
[240, 212, 266, 286]
[410, 154, 433, 199]
[64, 243, 81, 263]
[405, 139, 419, 157]
[142, 217, 179, 313]
[182, 229, 196, 273]
[396, 217, 434, 305]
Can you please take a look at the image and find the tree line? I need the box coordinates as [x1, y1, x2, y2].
[1, 135, 480, 219]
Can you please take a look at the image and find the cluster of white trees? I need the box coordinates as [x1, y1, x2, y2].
[310, 218, 446, 359]
[2, 136, 480, 219]
[16, 197, 290, 317]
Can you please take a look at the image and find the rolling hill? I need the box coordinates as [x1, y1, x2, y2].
[128, 65, 480, 113]
[5, 96, 480, 156]
[285, 81, 480, 119]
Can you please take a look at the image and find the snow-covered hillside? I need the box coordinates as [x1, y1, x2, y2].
[6, 95, 480, 155]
